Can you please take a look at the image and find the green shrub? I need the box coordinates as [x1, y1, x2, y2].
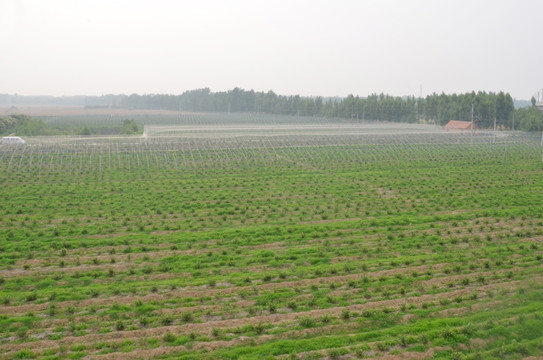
[161, 316, 173, 326]
[115, 321, 125, 331]
[181, 312, 193, 323]
[13, 349, 36, 359]
[26, 292, 37, 302]
[327, 348, 341, 359]
[299, 316, 316, 328]
[163, 332, 176, 343]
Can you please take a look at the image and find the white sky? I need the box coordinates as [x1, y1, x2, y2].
[0, 0, 542, 99]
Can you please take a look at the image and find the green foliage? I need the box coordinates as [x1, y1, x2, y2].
[120, 119, 142, 135]
[0, 115, 19, 134]
[0, 114, 60, 136]
[0, 114, 144, 137]
[514, 106, 543, 131]
[299, 316, 316, 328]
[36, 89, 528, 130]
[163, 332, 176, 343]
[0, 140, 542, 359]
[5, 88, 531, 130]
[79, 126, 92, 136]
[13, 349, 36, 359]
[181, 312, 194, 323]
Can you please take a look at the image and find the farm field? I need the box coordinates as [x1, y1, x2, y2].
[0, 122, 543, 359]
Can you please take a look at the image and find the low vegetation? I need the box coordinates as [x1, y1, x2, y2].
[0, 132, 542, 359]
[0, 114, 142, 136]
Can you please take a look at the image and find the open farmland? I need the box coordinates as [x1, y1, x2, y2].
[0, 119, 543, 359]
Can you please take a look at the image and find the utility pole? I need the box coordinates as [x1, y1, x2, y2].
[470, 104, 474, 146]
[533, 94, 543, 164]
[415, 95, 419, 122]
[178, 100, 181, 126]
[535, 93, 543, 149]
[493, 117, 497, 143]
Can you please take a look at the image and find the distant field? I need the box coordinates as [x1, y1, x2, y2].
[0, 119, 542, 359]
[0, 106, 183, 117]
[1, 106, 441, 132]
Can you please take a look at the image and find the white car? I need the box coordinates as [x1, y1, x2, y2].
[2, 136, 26, 145]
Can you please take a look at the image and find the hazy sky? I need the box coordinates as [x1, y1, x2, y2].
[1, 0, 542, 99]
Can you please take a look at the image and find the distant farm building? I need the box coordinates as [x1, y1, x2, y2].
[445, 120, 478, 134]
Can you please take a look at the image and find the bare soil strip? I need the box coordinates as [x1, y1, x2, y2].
[0, 278, 532, 355]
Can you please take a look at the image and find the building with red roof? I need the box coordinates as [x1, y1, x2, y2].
[445, 120, 478, 134]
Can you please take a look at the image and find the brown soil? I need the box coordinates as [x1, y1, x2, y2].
[0, 263, 448, 315]
[0, 278, 530, 355]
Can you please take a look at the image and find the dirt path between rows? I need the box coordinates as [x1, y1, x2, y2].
[0, 263, 448, 315]
[1, 277, 534, 355]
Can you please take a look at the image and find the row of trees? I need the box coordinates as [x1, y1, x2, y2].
[0, 115, 58, 136]
[512, 106, 543, 132]
[3, 89, 542, 131]
[111, 89, 533, 130]
[0, 115, 144, 136]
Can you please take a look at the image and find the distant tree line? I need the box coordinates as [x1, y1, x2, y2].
[114, 89, 540, 131]
[2, 89, 542, 131]
[0, 115, 58, 136]
[512, 106, 543, 132]
[0, 115, 143, 136]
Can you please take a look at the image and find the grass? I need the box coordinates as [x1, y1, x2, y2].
[0, 138, 542, 359]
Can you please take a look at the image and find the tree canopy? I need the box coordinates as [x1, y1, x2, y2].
[110, 89, 535, 130]
[2, 88, 542, 131]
